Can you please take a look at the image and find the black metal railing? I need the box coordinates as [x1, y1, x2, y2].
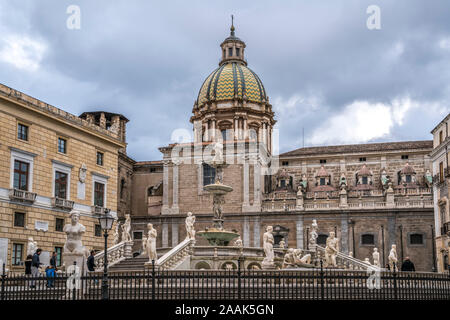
[1, 262, 449, 300]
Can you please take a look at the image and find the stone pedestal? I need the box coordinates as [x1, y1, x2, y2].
[261, 262, 276, 270]
[124, 241, 133, 259]
[63, 252, 87, 275]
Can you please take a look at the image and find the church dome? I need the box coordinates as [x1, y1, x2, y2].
[197, 62, 267, 106]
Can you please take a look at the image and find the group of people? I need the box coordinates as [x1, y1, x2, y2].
[24, 249, 58, 288]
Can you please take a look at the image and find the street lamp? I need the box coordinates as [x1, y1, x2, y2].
[98, 209, 114, 300]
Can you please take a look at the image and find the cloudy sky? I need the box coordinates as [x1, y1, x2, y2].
[0, 0, 449, 160]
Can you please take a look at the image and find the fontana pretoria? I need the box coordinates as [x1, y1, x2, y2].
[85, 22, 436, 273]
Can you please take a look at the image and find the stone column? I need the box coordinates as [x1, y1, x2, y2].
[234, 117, 239, 140]
[253, 218, 260, 247]
[162, 161, 170, 214]
[197, 163, 203, 195]
[243, 118, 248, 139]
[171, 222, 179, 247]
[262, 123, 267, 147]
[253, 157, 261, 210]
[162, 222, 169, 247]
[172, 163, 179, 214]
[243, 217, 250, 247]
[388, 215, 396, 247]
[340, 214, 349, 254]
[211, 118, 216, 141]
[205, 121, 209, 142]
[242, 158, 250, 209]
[296, 216, 304, 249]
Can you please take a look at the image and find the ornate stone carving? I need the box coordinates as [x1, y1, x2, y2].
[424, 169, 433, 188]
[309, 219, 318, 247]
[262, 226, 275, 269]
[27, 237, 37, 256]
[279, 239, 285, 249]
[324, 231, 339, 268]
[63, 211, 87, 256]
[234, 236, 243, 247]
[388, 244, 398, 271]
[78, 164, 87, 183]
[185, 212, 196, 240]
[146, 223, 158, 262]
[121, 214, 131, 242]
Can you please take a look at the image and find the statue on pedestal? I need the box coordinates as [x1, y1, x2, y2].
[282, 248, 295, 268]
[63, 211, 87, 256]
[309, 219, 318, 247]
[279, 238, 286, 249]
[324, 231, 339, 268]
[262, 226, 275, 268]
[146, 223, 158, 263]
[234, 236, 243, 247]
[121, 214, 132, 242]
[364, 258, 372, 265]
[293, 248, 312, 265]
[373, 248, 380, 267]
[113, 222, 121, 245]
[388, 244, 398, 271]
[27, 237, 37, 256]
[185, 212, 196, 240]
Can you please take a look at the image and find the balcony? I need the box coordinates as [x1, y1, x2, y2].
[51, 197, 74, 211]
[8, 188, 37, 203]
[442, 222, 450, 237]
[91, 205, 111, 215]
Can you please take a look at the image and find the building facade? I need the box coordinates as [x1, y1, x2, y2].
[0, 84, 126, 270]
[430, 113, 450, 272]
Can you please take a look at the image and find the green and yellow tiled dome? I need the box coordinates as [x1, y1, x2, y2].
[197, 62, 267, 105]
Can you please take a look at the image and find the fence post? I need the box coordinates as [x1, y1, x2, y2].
[393, 262, 398, 300]
[151, 259, 155, 300]
[320, 259, 324, 300]
[237, 257, 242, 300]
[1, 263, 5, 301]
[72, 261, 77, 301]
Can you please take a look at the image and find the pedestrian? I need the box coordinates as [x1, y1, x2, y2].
[49, 252, 58, 271]
[24, 254, 32, 275]
[87, 250, 96, 272]
[45, 265, 55, 288]
[401, 256, 415, 272]
[30, 248, 42, 288]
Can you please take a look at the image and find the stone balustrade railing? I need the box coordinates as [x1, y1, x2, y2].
[94, 241, 133, 271]
[157, 238, 194, 270]
[316, 245, 381, 271]
[8, 188, 37, 203]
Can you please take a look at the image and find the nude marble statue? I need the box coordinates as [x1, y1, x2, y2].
[63, 211, 87, 256]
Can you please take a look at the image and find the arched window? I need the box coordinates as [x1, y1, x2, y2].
[361, 234, 375, 245]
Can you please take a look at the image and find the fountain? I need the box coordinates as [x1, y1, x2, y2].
[197, 142, 240, 246]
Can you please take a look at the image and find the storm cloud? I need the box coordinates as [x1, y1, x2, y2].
[0, 0, 449, 160]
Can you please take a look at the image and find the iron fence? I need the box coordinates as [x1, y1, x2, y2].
[1, 262, 449, 300]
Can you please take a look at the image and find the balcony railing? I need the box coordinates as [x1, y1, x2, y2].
[51, 197, 74, 210]
[91, 206, 111, 215]
[8, 188, 37, 203]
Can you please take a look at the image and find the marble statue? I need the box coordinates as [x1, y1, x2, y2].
[121, 214, 132, 242]
[339, 173, 347, 188]
[212, 195, 224, 222]
[293, 248, 312, 265]
[78, 164, 87, 183]
[262, 226, 275, 268]
[113, 222, 121, 245]
[212, 141, 224, 164]
[425, 169, 433, 188]
[348, 251, 353, 258]
[63, 211, 87, 256]
[324, 231, 339, 268]
[27, 237, 37, 256]
[279, 239, 285, 249]
[282, 248, 295, 268]
[299, 174, 308, 192]
[234, 236, 243, 247]
[185, 212, 196, 240]
[142, 234, 147, 252]
[388, 244, 398, 271]
[364, 258, 371, 265]
[372, 248, 380, 267]
[146, 223, 158, 262]
[309, 219, 318, 247]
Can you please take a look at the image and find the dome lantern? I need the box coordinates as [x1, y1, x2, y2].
[220, 15, 247, 66]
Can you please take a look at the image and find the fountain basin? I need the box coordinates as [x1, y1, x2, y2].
[203, 184, 233, 195]
[197, 228, 240, 246]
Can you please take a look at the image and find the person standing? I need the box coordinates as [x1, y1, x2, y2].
[49, 252, 57, 271]
[401, 256, 416, 272]
[87, 250, 96, 272]
[24, 254, 32, 275]
[30, 248, 42, 288]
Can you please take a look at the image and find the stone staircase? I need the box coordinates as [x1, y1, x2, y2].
[316, 245, 382, 271]
[108, 248, 171, 272]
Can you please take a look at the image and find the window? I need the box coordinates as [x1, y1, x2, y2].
[317, 234, 328, 245]
[228, 47, 233, 57]
[236, 48, 240, 56]
[203, 163, 216, 186]
[359, 157, 366, 162]
[401, 155, 409, 160]
[320, 178, 326, 186]
[96, 152, 104, 166]
[94, 182, 105, 207]
[54, 171, 68, 199]
[120, 178, 126, 199]
[55, 247, 63, 267]
[133, 231, 143, 240]
[280, 180, 286, 188]
[95, 224, 102, 237]
[320, 159, 326, 164]
[362, 176, 368, 185]
[221, 129, 227, 141]
[17, 124, 28, 141]
[440, 162, 444, 182]
[439, 130, 443, 144]
[361, 234, 375, 245]
[55, 218, 64, 232]
[58, 138, 67, 154]
[282, 161, 289, 166]
[405, 175, 412, 183]
[13, 160, 29, 190]
[12, 243, 24, 266]
[14, 212, 25, 227]
[409, 233, 423, 245]
[150, 168, 156, 173]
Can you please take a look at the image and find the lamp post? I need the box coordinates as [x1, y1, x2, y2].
[98, 209, 114, 300]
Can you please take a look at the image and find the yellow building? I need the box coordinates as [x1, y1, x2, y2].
[0, 83, 126, 271]
[430, 113, 450, 272]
